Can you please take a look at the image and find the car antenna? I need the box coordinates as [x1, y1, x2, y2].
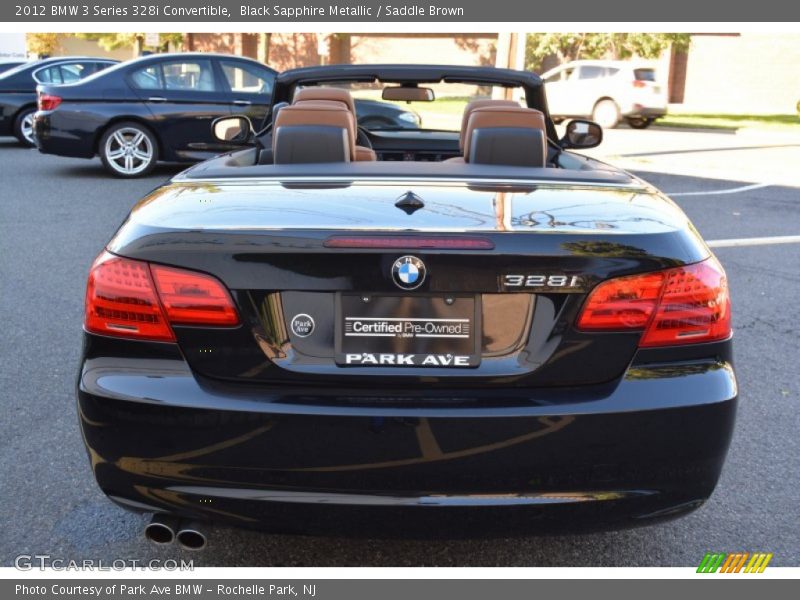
[395, 191, 425, 215]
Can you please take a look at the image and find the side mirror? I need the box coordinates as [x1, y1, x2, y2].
[560, 119, 603, 149]
[212, 115, 253, 144]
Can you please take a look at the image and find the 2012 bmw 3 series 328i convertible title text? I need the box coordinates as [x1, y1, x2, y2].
[77, 65, 736, 544]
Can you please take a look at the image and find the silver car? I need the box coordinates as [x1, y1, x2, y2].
[542, 60, 667, 129]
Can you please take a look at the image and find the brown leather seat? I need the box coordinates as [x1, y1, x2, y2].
[458, 99, 520, 152]
[292, 87, 376, 161]
[293, 87, 357, 116]
[273, 101, 356, 162]
[462, 106, 547, 164]
[443, 99, 520, 162]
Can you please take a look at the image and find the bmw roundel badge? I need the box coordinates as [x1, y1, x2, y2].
[391, 255, 426, 290]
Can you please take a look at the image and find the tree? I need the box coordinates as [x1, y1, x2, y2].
[74, 33, 183, 53]
[27, 33, 60, 57]
[525, 33, 690, 71]
[257, 33, 272, 64]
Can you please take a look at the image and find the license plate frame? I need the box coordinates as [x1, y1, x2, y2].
[334, 293, 481, 368]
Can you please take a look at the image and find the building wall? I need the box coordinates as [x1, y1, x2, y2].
[185, 33, 496, 72]
[676, 33, 800, 114]
[53, 36, 133, 60]
[350, 34, 496, 67]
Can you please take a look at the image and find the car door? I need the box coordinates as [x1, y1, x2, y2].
[543, 66, 575, 117]
[570, 65, 610, 115]
[217, 58, 276, 128]
[128, 58, 234, 159]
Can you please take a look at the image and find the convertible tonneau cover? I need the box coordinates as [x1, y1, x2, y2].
[179, 157, 641, 187]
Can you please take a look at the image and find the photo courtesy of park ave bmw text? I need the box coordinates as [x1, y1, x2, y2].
[0, 0, 798, 593]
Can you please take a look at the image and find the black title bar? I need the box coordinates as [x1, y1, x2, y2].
[5, 0, 800, 22]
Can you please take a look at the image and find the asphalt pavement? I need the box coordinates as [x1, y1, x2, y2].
[1, 128, 798, 567]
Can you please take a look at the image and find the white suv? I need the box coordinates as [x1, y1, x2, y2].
[541, 60, 667, 129]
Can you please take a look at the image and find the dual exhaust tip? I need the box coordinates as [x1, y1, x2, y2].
[144, 514, 207, 551]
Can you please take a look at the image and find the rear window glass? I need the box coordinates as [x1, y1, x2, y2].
[634, 68, 657, 81]
[578, 66, 607, 79]
[59, 64, 85, 83]
[34, 63, 88, 84]
[162, 60, 217, 92]
[131, 61, 218, 92]
[130, 65, 162, 89]
[221, 61, 274, 95]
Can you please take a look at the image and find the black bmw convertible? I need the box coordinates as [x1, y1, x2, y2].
[77, 64, 736, 547]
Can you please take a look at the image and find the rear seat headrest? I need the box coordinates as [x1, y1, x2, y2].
[468, 128, 546, 167]
[293, 87, 357, 117]
[459, 99, 520, 150]
[273, 101, 356, 160]
[273, 125, 350, 164]
[463, 106, 547, 164]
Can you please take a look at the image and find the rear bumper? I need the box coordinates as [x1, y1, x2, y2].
[621, 106, 666, 119]
[78, 338, 738, 536]
[33, 110, 96, 158]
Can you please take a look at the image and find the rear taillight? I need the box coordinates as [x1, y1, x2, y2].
[576, 271, 665, 331]
[85, 252, 238, 341]
[85, 253, 173, 341]
[150, 265, 239, 326]
[632, 80, 647, 89]
[38, 93, 61, 111]
[576, 257, 731, 347]
[640, 258, 731, 346]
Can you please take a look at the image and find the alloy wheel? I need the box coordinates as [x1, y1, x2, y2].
[593, 100, 620, 129]
[20, 112, 36, 145]
[104, 127, 154, 176]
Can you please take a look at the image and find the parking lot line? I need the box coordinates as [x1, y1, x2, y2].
[707, 235, 800, 248]
[668, 183, 773, 197]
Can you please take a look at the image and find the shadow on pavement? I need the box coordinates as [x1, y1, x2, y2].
[51, 162, 186, 181]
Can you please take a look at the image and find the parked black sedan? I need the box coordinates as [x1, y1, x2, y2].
[34, 53, 420, 177]
[354, 97, 421, 129]
[34, 53, 277, 176]
[0, 60, 26, 75]
[0, 56, 117, 146]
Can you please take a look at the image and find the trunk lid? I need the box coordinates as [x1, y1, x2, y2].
[108, 179, 708, 388]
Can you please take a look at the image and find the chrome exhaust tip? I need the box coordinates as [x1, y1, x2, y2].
[176, 522, 207, 551]
[144, 513, 178, 545]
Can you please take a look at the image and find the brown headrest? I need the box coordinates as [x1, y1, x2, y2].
[293, 87, 357, 116]
[463, 106, 546, 162]
[459, 99, 519, 150]
[273, 101, 356, 159]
